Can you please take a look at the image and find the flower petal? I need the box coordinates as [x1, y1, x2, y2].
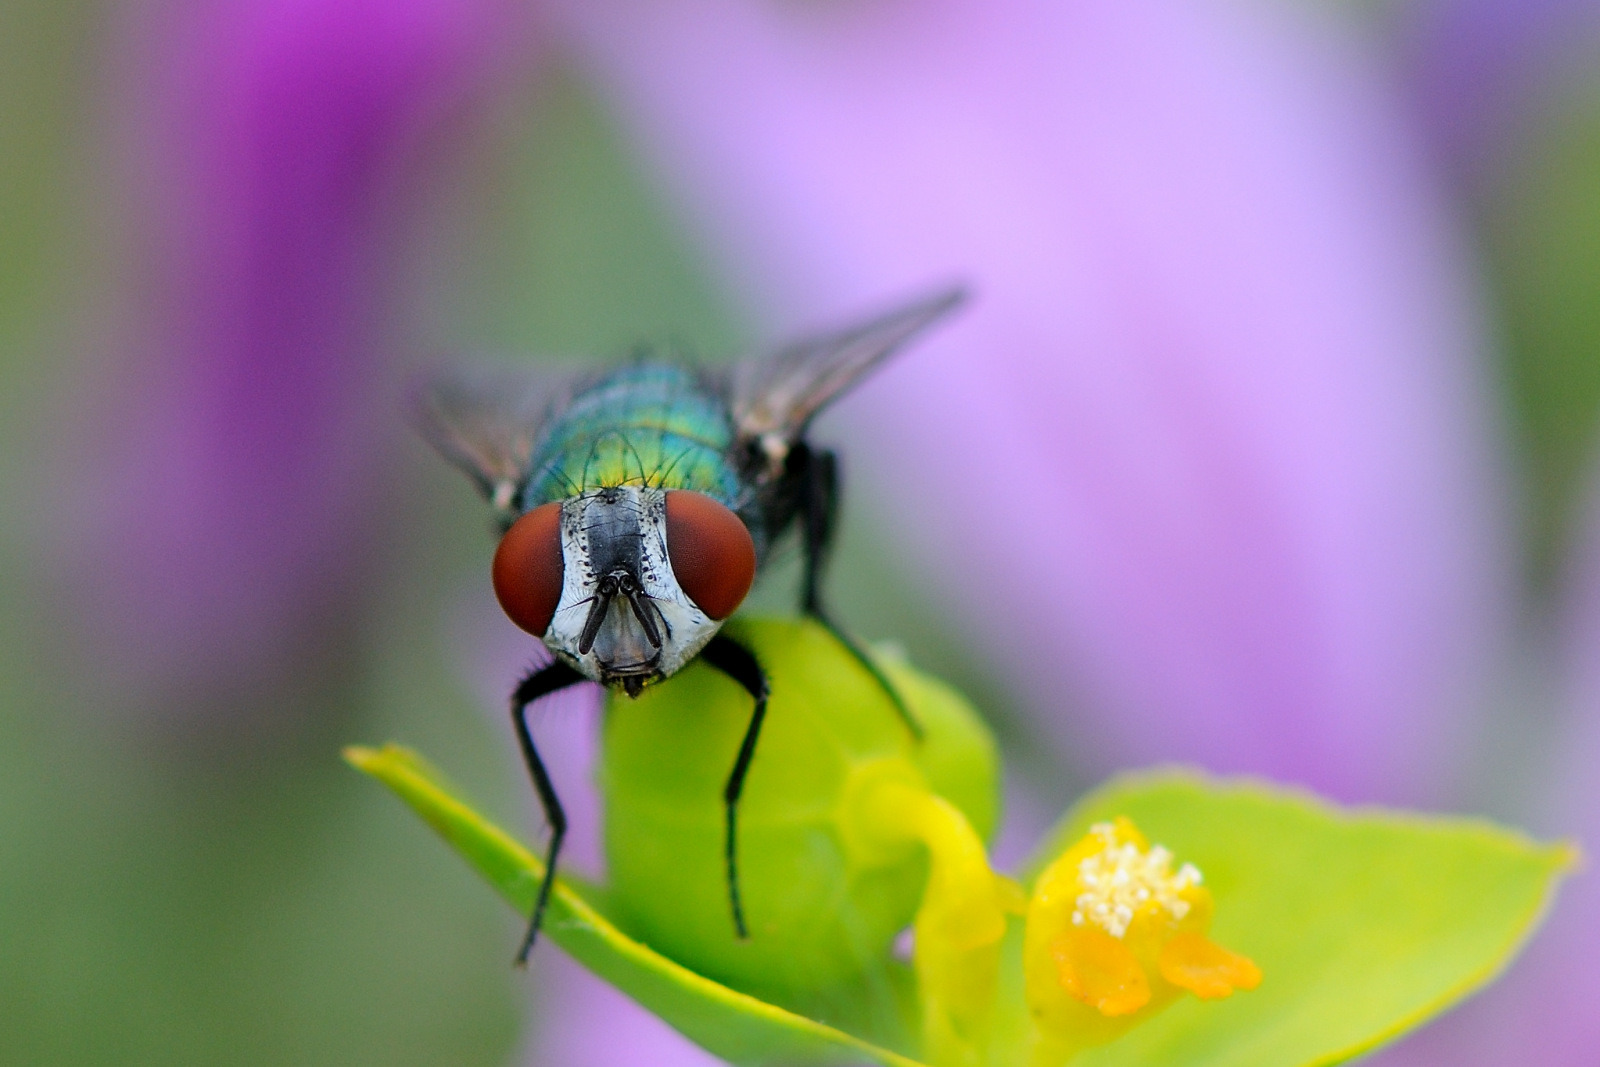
[1158, 931, 1262, 1000]
[64, 0, 523, 709]
[1052, 928, 1150, 1017]
[550, 0, 1511, 803]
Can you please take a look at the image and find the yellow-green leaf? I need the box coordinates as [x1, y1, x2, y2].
[1013, 770, 1577, 1067]
[343, 743, 928, 1067]
[598, 617, 999, 1038]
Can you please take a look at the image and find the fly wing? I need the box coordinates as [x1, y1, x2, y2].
[409, 364, 578, 518]
[728, 286, 968, 445]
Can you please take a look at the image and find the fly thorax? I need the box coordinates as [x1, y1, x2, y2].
[545, 487, 723, 687]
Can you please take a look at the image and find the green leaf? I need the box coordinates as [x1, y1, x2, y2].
[347, 739, 1572, 1067]
[1014, 770, 1577, 1067]
[344, 743, 929, 1067]
[598, 617, 998, 1040]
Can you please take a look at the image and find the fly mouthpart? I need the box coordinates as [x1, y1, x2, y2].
[626, 589, 663, 649]
[577, 587, 612, 655]
[580, 569, 662, 656]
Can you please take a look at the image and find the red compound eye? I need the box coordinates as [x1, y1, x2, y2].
[664, 491, 756, 620]
[492, 501, 565, 637]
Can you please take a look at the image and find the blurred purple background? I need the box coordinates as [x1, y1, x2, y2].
[2, 0, 1598, 1063]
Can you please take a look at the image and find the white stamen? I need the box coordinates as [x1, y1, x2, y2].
[1070, 822, 1204, 939]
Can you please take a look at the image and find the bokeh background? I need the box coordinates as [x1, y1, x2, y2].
[2, 0, 1597, 1063]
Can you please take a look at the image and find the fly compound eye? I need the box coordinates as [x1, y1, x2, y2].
[664, 490, 756, 620]
[492, 501, 565, 637]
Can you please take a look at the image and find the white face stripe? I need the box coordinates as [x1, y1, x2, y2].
[543, 487, 724, 685]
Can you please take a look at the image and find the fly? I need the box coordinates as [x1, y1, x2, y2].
[413, 286, 967, 963]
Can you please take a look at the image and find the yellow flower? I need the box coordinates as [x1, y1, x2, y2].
[857, 783, 1261, 1067]
[1024, 818, 1260, 1063]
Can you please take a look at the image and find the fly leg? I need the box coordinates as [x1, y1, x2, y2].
[792, 443, 922, 740]
[700, 634, 770, 939]
[510, 658, 587, 964]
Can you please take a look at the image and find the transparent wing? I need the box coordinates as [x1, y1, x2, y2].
[408, 364, 579, 514]
[728, 285, 968, 445]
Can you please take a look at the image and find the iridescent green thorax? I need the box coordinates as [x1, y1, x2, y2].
[523, 363, 739, 507]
